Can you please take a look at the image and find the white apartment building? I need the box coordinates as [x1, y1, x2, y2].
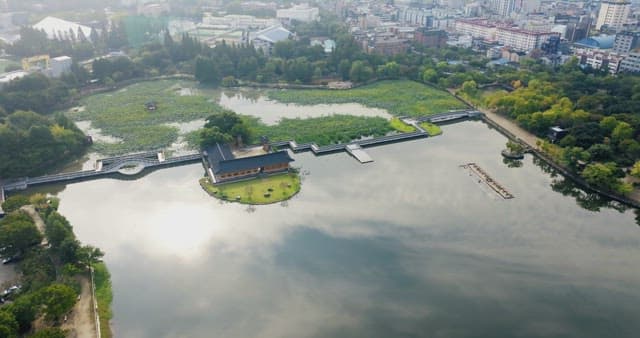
[619, 52, 640, 72]
[276, 4, 319, 23]
[454, 19, 497, 41]
[573, 48, 625, 73]
[496, 28, 560, 52]
[595, 0, 631, 31]
[454, 19, 558, 52]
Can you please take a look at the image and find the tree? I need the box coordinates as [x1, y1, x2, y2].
[611, 122, 634, 145]
[0, 218, 42, 258]
[631, 161, 640, 178]
[29, 328, 67, 338]
[581, 162, 626, 193]
[1, 195, 30, 213]
[461, 80, 478, 96]
[38, 284, 77, 322]
[377, 61, 400, 79]
[0, 310, 18, 338]
[349, 60, 373, 83]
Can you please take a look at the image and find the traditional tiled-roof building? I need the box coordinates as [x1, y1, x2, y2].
[203, 143, 294, 183]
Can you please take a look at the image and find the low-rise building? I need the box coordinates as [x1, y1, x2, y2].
[574, 48, 625, 73]
[203, 143, 294, 183]
[32, 16, 93, 41]
[619, 52, 640, 73]
[415, 28, 447, 48]
[252, 26, 292, 55]
[50, 56, 72, 78]
[613, 30, 640, 54]
[277, 4, 319, 23]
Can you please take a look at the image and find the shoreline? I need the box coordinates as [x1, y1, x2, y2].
[453, 92, 640, 209]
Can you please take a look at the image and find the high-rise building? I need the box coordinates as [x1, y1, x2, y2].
[595, 0, 631, 31]
[491, 0, 516, 17]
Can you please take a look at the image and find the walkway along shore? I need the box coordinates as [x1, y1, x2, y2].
[452, 91, 640, 209]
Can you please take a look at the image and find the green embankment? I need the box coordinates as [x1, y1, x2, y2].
[200, 173, 301, 205]
[66, 80, 229, 155]
[93, 262, 113, 338]
[390, 117, 416, 132]
[419, 122, 443, 136]
[267, 80, 467, 117]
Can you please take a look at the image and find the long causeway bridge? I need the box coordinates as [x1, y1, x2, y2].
[0, 110, 482, 202]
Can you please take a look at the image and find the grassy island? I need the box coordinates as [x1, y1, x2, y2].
[200, 172, 301, 205]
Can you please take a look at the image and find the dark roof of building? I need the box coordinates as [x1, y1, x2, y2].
[205, 143, 294, 174]
[205, 143, 234, 168]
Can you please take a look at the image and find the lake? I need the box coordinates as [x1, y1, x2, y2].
[39, 120, 639, 338]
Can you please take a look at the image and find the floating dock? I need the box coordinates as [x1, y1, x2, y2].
[345, 144, 373, 163]
[461, 163, 514, 199]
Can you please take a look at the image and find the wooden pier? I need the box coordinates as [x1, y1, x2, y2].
[461, 163, 514, 199]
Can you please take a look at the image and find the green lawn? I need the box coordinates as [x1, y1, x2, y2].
[66, 80, 228, 155]
[389, 117, 416, 132]
[419, 122, 442, 136]
[200, 172, 301, 205]
[267, 80, 467, 117]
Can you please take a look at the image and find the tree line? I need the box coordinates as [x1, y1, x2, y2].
[0, 195, 104, 337]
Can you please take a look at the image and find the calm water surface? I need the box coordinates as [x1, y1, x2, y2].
[43, 121, 639, 338]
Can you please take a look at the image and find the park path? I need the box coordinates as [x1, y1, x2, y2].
[60, 275, 96, 338]
[19, 205, 48, 246]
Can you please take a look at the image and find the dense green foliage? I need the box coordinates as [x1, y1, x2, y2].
[267, 81, 467, 117]
[0, 212, 42, 258]
[1, 195, 30, 213]
[0, 111, 87, 178]
[199, 111, 253, 148]
[0, 74, 73, 115]
[0, 198, 107, 336]
[246, 115, 393, 146]
[482, 60, 640, 195]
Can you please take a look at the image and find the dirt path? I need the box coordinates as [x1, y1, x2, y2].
[60, 275, 96, 338]
[20, 205, 48, 246]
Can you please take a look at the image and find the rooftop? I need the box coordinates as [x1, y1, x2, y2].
[33, 16, 93, 41]
[205, 143, 294, 175]
[253, 25, 292, 44]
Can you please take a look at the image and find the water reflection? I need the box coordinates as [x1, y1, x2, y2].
[41, 121, 639, 338]
[217, 90, 392, 125]
[533, 157, 628, 213]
